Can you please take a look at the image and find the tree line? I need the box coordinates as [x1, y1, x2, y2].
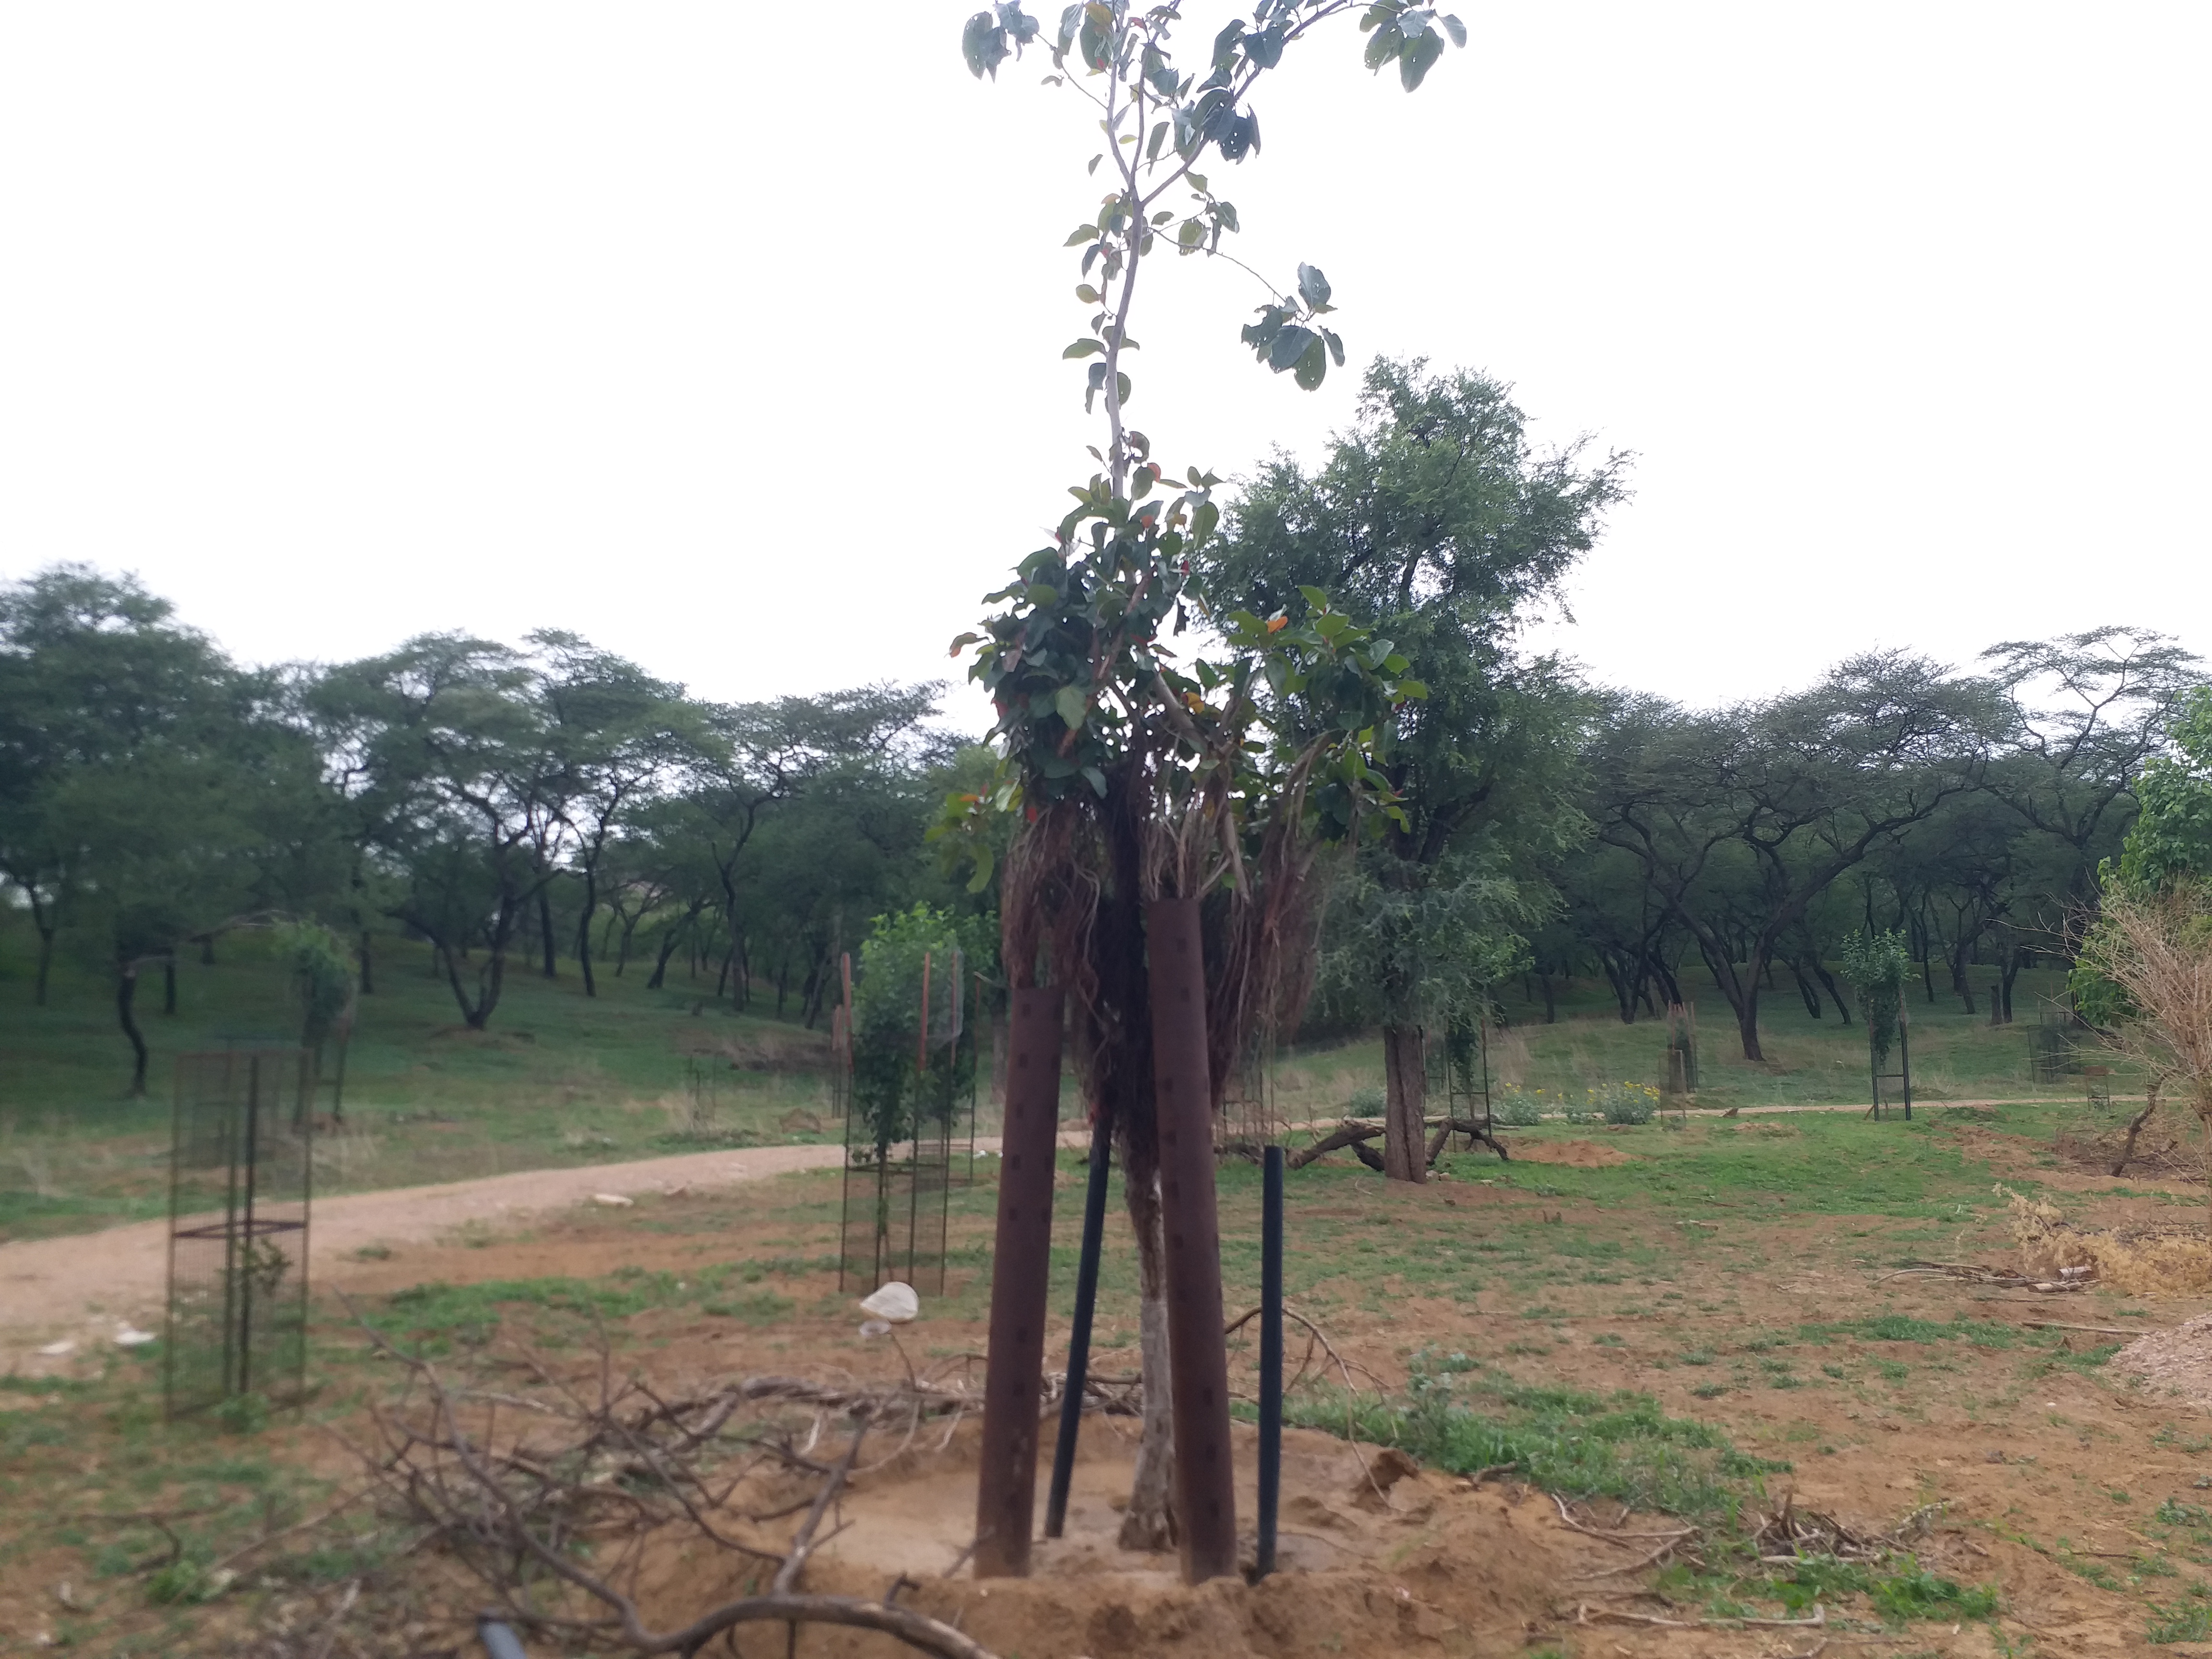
[0, 567, 989, 1092]
[2, 364, 2200, 1096]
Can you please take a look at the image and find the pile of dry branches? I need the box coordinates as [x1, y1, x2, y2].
[344, 1324, 1003, 1659]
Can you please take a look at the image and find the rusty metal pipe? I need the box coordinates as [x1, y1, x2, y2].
[1145, 897, 1238, 1585]
[972, 985, 1065, 1578]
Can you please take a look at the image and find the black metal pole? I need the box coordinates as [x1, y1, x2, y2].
[1258, 1144, 1284, 1580]
[239, 1053, 262, 1396]
[1044, 1111, 1114, 1539]
[1899, 999, 1913, 1121]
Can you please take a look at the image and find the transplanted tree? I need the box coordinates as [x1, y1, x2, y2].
[1202, 360, 1623, 1179]
[1590, 655, 2001, 1062]
[951, 0, 1464, 1576]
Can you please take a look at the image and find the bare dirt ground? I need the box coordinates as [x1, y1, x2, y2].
[0, 1141, 847, 1369]
[12, 1110, 2212, 1655]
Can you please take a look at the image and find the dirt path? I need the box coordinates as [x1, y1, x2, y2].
[0, 1097, 2072, 1369]
[0, 1140, 853, 1363]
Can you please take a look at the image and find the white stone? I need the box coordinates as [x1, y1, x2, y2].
[590, 1193, 634, 1208]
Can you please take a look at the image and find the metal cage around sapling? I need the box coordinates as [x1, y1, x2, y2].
[837, 945, 975, 1298]
[164, 1049, 314, 1421]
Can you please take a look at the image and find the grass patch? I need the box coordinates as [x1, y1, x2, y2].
[1287, 1351, 1784, 1525]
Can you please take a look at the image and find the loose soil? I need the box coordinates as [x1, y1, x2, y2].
[1511, 1138, 1634, 1167]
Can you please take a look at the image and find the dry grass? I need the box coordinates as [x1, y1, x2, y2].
[2004, 1185, 2212, 1294]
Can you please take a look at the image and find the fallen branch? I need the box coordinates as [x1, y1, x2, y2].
[2020, 1321, 2144, 1338]
[1575, 1600, 1826, 1632]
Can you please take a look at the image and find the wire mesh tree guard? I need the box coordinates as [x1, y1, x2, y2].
[164, 1049, 313, 1421]
[835, 946, 978, 1298]
[1663, 1002, 1700, 1096]
[1870, 998, 1914, 1120]
[1218, 1043, 1283, 1158]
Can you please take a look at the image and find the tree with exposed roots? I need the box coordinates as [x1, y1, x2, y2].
[947, 0, 1465, 1574]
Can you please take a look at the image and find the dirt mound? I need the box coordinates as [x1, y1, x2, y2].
[620, 1419, 1583, 1659]
[1513, 1138, 1633, 1167]
[2116, 1312, 2212, 1407]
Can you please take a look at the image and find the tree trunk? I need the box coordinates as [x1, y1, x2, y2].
[34, 926, 56, 1007]
[537, 883, 557, 978]
[199, 933, 215, 966]
[646, 903, 705, 992]
[1787, 958, 1821, 1019]
[1381, 1024, 1428, 1184]
[117, 963, 149, 1097]
[1602, 960, 1633, 1024]
[1145, 895, 1237, 1586]
[1538, 974, 1557, 1024]
[575, 866, 599, 998]
[1813, 959, 1851, 1024]
[1118, 1152, 1177, 1553]
[2001, 947, 2022, 1023]
[358, 929, 375, 995]
[973, 985, 1065, 1578]
[162, 955, 178, 1015]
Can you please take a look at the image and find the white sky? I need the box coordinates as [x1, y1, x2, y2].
[3, 4, 2206, 732]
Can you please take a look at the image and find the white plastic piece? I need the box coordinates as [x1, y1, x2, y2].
[858, 1319, 892, 1338]
[859, 1281, 920, 1323]
[113, 1327, 156, 1347]
[34, 1340, 74, 1358]
[591, 1193, 634, 1207]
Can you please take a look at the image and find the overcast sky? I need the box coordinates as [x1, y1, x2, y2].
[3, 3, 2205, 730]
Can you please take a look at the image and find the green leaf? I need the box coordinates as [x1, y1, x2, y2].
[949, 631, 984, 656]
[1147, 120, 1169, 161]
[966, 841, 995, 895]
[1296, 262, 1332, 309]
[1297, 585, 1330, 609]
[1293, 335, 1328, 389]
[1026, 582, 1060, 606]
[1382, 652, 1411, 673]
[1399, 28, 1443, 88]
[1322, 327, 1346, 368]
[1178, 218, 1205, 248]
[1075, 283, 1101, 302]
[1055, 684, 1089, 730]
[1063, 338, 1105, 358]
[1441, 12, 1467, 47]
[1364, 24, 1401, 70]
[962, 12, 1010, 79]
[1267, 324, 1317, 372]
[1065, 224, 1100, 246]
[1397, 679, 1429, 699]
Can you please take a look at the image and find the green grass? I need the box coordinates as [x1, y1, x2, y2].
[0, 926, 866, 1238]
[0, 915, 2119, 1244]
[1286, 1348, 1786, 1525]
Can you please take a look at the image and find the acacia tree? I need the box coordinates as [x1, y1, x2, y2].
[1203, 361, 1622, 1179]
[1591, 655, 1999, 1062]
[953, 0, 1461, 1575]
